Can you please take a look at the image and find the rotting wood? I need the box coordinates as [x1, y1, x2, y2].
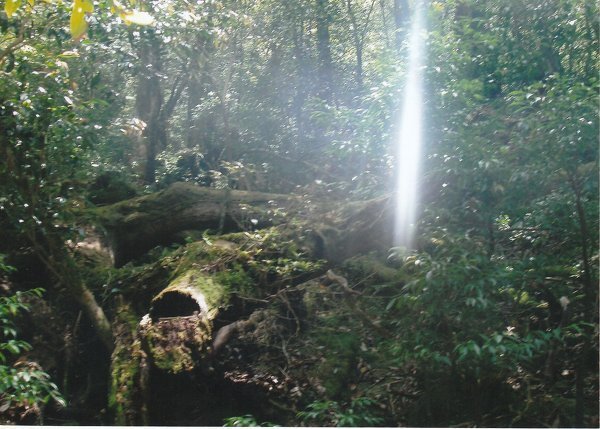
[138, 269, 228, 373]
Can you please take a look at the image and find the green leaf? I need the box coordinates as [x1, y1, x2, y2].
[4, 0, 21, 18]
[6, 342, 20, 355]
[70, 0, 89, 39]
[53, 395, 66, 408]
[69, 5, 87, 39]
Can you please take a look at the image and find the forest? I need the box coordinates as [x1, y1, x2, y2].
[0, 0, 598, 426]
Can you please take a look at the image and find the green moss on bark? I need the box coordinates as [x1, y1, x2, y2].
[139, 270, 228, 373]
[109, 304, 144, 425]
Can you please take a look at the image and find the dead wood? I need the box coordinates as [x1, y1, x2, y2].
[96, 182, 295, 266]
[96, 182, 395, 267]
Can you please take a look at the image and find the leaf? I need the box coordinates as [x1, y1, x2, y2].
[6, 342, 20, 354]
[59, 50, 80, 58]
[81, 0, 93, 13]
[53, 395, 66, 408]
[4, 0, 21, 18]
[3, 327, 16, 338]
[436, 355, 451, 366]
[385, 296, 398, 311]
[70, 0, 88, 39]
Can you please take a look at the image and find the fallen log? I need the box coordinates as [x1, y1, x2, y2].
[304, 195, 395, 264]
[96, 182, 395, 267]
[95, 182, 295, 267]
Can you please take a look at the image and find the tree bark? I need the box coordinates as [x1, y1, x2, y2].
[346, 0, 376, 93]
[30, 234, 114, 351]
[137, 29, 164, 185]
[139, 269, 228, 373]
[568, 171, 595, 428]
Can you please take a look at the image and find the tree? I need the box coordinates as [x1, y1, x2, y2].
[315, 0, 334, 102]
[344, 0, 377, 92]
[0, 6, 114, 349]
[392, 0, 409, 51]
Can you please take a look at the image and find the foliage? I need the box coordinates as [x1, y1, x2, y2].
[0, 287, 65, 420]
[298, 397, 384, 427]
[3, 0, 153, 39]
[379, 3, 599, 422]
[223, 414, 277, 427]
[223, 414, 260, 427]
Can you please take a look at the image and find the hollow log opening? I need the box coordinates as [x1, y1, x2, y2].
[150, 292, 201, 320]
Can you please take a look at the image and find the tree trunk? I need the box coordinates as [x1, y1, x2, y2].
[569, 171, 595, 428]
[291, 20, 309, 158]
[139, 269, 228, 373]
[393, 0, 410, 52]
[315, 0, 334, 102]
[32, 234, 114, 351]
[137, 29, 165, 185]
[346, 0, 376, 93]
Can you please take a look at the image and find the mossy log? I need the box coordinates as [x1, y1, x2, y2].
[109, 303, 146, 425]
[138, 269, 229, 373]
[97, 182, 396, 267]
[96, 182, 294, 267]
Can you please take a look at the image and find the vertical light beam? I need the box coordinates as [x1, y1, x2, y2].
[394, 0, 425, 248]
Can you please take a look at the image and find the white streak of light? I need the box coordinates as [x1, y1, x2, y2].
[394, 1, 425, 248]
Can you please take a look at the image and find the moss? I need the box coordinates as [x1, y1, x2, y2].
[140, 314, 212, 373]
[215, 263, 255, 297]
[109, 304, 144, 425]
[139, 269, 228, 373]
[154, 270, 229, 316]
[342, 254, 403, 285]
[169, 241, 216, 277]
[310, 328, 360, 399]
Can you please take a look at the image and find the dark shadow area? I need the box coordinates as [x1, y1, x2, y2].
[147, 365, 285, 426]
[150, 292, 201, 320]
